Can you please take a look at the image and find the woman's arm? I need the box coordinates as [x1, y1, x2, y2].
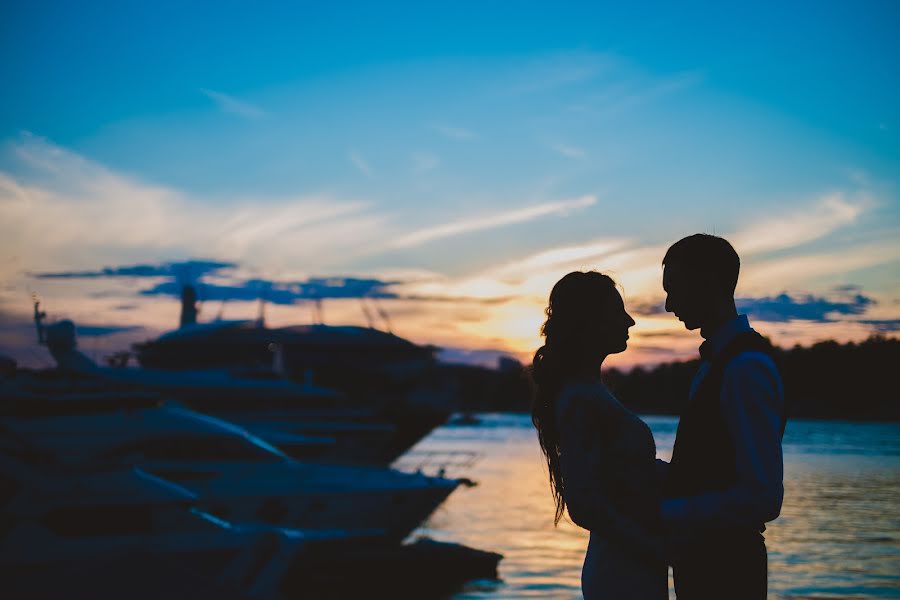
[557, 388, 665, 564]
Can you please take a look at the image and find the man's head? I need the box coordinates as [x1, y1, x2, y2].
[662, 234, 740, 331]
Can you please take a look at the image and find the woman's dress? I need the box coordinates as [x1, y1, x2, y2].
[556, 380, 668, 600]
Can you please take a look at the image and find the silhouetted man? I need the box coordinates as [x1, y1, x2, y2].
[658, 234, 785, 599]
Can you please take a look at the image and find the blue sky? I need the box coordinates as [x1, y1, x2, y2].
[1, 1, 898, 367]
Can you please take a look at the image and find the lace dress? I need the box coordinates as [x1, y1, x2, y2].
[556, 380, 667, 600]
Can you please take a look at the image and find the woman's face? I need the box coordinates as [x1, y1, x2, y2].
[598, 290, 636, 355]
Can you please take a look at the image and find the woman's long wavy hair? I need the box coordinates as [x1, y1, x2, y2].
[530, 271, 619, 525]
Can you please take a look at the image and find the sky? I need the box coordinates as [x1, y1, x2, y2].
[1, 1, 898, 369]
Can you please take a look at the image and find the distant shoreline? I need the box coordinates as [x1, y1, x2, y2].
[443, 336, 900, 422]
[468, 409, 900, 424]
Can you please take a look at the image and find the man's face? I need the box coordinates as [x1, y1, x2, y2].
[663, 264, 707, 331]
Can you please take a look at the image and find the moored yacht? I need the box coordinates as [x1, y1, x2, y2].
[24, 305, 448, 464]
[0, 445, 378, 600]
[1, 398, 460, 542]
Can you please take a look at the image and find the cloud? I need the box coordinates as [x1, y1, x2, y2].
[550, 143, 586, 159]
[430, 124, 478, 141]
[500, 51, 615, 95]
[632, 330, 685, 339]
[140, 275, 400, 304]
[199, 88, 265, 119]
[731, 192, 867, 256]
[632, 288, 882, 324]
[31, 256, 404, 304]
[34, 260, 234, 280]
[75, 324, 144, 337]
[411, 151, 440, 173]
[390, 195, 597, 249]
[568, 70, 703, 119]
[858, 319, 900, 332]
[488, 239, 629, 282]
[401, 293, 512, 305]
[26, 255, 514, 310]
[418, 186, 887, 328]
[740, 238, 900, 292]
[348, 150, 373, 176]
[629, 300, 666, 317]
[0, 134, 389, 277]
[736, 291, 875, 323]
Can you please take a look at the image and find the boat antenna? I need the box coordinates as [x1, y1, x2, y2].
[373, 297, 392, 333]
[360, 298, 375, 328]
[215, 294, 227, 321]
[179, 284, 199, 328]
[32, 294, 47, 345]
[312, 296, 324, 325]
[256, 285, 267, 328]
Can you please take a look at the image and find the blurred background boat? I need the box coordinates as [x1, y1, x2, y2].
[0, 297, 503, 598]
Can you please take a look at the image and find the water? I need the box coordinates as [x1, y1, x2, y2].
[405, 414, 900, 599]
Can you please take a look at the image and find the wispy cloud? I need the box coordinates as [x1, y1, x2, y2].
[348, 150, 373, 176]
[740, 238, 900, 292]
[0, 134, 388, 278]
[430, 124, 478, 141]
[550, 143, 586, 159]
[411, 151, 440, 173]
[500, 51, 614, 95]
[488, 239, 630, 281]
[199, 88, 265, 119]
[731, 192, 867, 256]
[566, 70, 703, 119]
[34, 260, 234, 280]
[139, 275, 399, 303]
[389, 195, 598, 249]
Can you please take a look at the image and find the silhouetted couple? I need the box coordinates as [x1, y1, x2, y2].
[532, 234, 785, 599]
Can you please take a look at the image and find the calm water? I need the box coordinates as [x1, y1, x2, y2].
[402, 414, 900, 600]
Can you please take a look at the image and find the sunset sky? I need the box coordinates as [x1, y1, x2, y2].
[1, 2, 898, 369]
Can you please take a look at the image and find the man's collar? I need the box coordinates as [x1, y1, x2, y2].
[699, 314, 751, 361]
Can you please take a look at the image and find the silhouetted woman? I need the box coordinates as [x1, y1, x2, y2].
[531, 271, 666, 599]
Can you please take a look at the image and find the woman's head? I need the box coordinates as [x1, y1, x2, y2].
[539, 271, 634, 368]
[530, 271, 634, 525]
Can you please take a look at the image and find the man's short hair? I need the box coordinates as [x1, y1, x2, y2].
[663, 233, 740, 295]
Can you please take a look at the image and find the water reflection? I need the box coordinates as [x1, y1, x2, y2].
[408, 415, 900, 600]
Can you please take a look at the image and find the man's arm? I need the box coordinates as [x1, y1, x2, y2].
[662, 352, 784, 531]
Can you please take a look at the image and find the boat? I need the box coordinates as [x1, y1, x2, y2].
[1, 397, 460, 542]
[130, 282, 435, 375]
[25, 304, 448, 464]
[0, 443, 377, 599]
[130, 285, 439, 397]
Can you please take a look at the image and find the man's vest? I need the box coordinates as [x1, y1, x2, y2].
[666, 331, 783, 518]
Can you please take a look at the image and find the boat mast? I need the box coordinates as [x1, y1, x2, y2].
[32, 295, 47, 344]
[180, 284, 199, 328]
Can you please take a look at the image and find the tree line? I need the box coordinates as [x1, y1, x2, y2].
[440, 336, 900, 421]
[603, 335, 900, 421]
